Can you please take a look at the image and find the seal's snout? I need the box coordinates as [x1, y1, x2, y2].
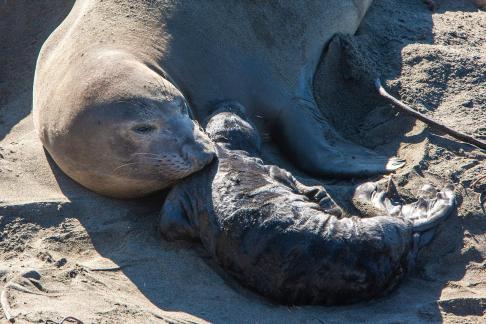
[194, 122, 216, 159]
[182, 135, 216, 171]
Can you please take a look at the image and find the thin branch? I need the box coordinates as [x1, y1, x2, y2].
[1, 288, 13, 322]
[375, 79, 486, 150]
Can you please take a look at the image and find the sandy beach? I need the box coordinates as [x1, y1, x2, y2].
[1, 0, 485, 322]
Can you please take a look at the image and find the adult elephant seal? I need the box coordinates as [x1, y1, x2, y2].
[33, 0, 403, 198]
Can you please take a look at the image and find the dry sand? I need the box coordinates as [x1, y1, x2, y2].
[1, 0, 485, 323]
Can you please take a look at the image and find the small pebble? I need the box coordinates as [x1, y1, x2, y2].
[55, 258, 67, 268]
[461, 99, 473, 108]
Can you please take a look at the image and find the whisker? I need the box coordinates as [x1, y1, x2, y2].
[132, 153, 161, 157]
[126, 155, 163, 163]
[112, 162, 143, 174]
[129, 157, 163, 163]
[112, 157, 165, 174]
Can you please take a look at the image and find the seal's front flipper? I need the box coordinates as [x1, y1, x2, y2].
[266, 164, 343, 216]
[355, 180, 456, 232]
[297, 185, 343, 217]
[275, 99, 405, 177]
[160, 186, 199, 241]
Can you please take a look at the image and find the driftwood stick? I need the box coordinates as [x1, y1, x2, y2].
[375, 79, 486, 150]
[1, 288, 13, 322]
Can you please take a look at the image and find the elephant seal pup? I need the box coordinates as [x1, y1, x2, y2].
[34, 0, 404, 198]
[160, 102, 455, 305]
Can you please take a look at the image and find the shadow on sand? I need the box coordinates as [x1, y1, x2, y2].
[0, 0, 75, 141]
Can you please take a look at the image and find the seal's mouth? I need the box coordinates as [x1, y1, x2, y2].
[182, 141, 216, 171]
[182, 124, 217, 171]
[154, 152, 191, 179]
[153, 140, 215, 181]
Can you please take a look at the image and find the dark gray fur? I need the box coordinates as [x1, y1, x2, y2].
[159, 102, 454, 305]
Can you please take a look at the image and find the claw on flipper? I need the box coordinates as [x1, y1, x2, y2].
[386, 158, 407, 172]
[385, 176, 401, 202]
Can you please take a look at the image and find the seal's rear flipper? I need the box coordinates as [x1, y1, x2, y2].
[160, 186, 200, 242]
[355, 181, 455, 233]
[403, 185, 455, 232]
[275, 99, 405, 177]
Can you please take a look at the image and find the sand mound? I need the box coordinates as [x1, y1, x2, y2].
[1, 0, 485, 322]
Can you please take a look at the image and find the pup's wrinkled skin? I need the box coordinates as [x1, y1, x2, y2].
[160, 102, 455, 305]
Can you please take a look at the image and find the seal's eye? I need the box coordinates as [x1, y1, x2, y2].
[132, 125, 156, 134]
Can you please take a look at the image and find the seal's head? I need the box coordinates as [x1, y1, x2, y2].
[34, 50, 215, 198]
[205, 101, 261, 156]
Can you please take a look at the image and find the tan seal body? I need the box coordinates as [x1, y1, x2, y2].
[33, 1, 217, 198]
[34, 0, 403, 198]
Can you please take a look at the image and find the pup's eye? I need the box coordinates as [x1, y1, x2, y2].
[132, 125, 156, 134]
